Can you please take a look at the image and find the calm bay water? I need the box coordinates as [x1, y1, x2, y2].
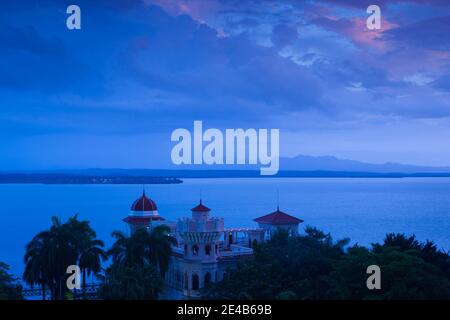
[1, 177, 450, 277]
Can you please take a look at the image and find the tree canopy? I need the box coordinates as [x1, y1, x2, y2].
[0, 262, 22, 300]
[23, 215, 105, 300]
[98, 226, 174, 300]
[204, 228, 450, 300]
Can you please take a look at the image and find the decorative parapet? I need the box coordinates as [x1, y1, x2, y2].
[179, 231, 222, 243]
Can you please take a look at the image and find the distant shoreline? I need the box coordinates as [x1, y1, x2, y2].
[0, 174, 183, 184]
[1, 170, 450, 184]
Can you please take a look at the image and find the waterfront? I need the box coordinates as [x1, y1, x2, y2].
[1, 177, 450, 277]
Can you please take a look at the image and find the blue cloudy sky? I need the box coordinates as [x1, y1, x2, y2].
[0, 0, 449, 169]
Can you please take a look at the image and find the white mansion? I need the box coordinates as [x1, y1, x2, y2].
[123, 191, 304, 299]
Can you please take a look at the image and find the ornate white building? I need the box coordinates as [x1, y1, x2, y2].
[123, 191, 303, 299]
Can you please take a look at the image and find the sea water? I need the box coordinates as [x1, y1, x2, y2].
[1, 177, 449, 277]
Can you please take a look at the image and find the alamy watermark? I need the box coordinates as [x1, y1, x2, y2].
[66, 5, 81, 30]
[366, 5, 381, 30]
[171, 121, 280, 175]
[66, 265, 81, 290]
[366, 265, 381, 290]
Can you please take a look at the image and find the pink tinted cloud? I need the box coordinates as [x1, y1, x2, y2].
[429, 50, 450, 61]
[346, 17, 399, 51]
[322, 0, 450, 9]
[314, 15, 399, 52]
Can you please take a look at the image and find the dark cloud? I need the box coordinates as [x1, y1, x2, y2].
[384, 15, 450, 51]
[0, 23, 101, 93]
[0, 23, 65, 56]
[0, 0, 449, 170]
[118, 6, 324, 122]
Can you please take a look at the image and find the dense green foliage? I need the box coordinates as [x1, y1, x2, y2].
[0, 262, 22, 299]
[23, 215, 105, 300]
[98, 226, 174, 300]
[16, 218, 450, 300]
[204, 227, 450, 300]
[97, 263, 162, 300]
[21, 218, 173, 300]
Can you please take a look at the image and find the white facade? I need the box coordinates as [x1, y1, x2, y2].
[161, 201, 259, 299]
[124, 194, 302, 299]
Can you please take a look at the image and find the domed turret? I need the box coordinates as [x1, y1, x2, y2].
[123, 190, 164, 234]
[131, 191, 158, 212]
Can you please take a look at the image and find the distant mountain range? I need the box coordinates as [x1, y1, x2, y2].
[279, 155, 450, 173]
[5, 155, 450, 180]
[157, 154, 450, 174]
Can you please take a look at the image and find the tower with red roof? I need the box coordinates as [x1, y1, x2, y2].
[254, 206, 303, 238]
[175, 199, 224, 296]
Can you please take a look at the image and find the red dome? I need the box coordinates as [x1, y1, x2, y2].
[131, 192, 158, 211]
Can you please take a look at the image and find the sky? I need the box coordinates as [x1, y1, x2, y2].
[0, 0, 449, 170]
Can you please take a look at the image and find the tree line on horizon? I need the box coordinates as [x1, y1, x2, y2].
[1, 216, 450, 300]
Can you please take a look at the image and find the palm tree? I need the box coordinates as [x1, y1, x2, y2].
[23, 217, 78, 300]
[24, 215, 104, 300]
[65, 215, 106, 299]
[48, 217, 79, 300]
[23, 230, 50, 300]
[79, 239, 106, 299]
[108, 226, 174, 274]
[108, 230, 143, 267]
[146, 225, 176, 275]
[102, 226, 174, 300]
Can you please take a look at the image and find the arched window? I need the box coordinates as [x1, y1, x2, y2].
[184, 272, 188, 290]
[192, 274, 199, 290]
[205, 245, 211, 256]
[204, 272, 211, 286]
[192, 245, 199, 256]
